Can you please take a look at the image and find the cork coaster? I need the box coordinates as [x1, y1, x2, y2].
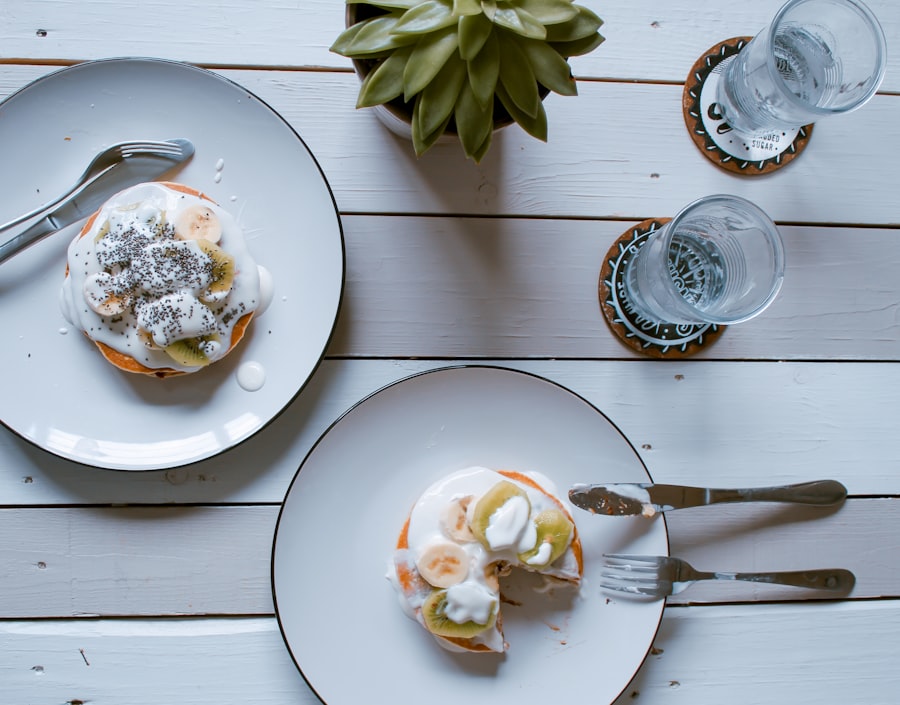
[598, 219, 725, 358]
[682, 37, 813, 175]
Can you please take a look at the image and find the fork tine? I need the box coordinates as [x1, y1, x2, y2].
[599, 579, 666, 597]
[117, 140, 184, 154]
[119, 144, 182, 156]
[601, 563, 658, 575]
[601, 570, 658, 583]
[603, 553, 661, 563]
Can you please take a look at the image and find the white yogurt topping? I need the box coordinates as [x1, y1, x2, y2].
[60, 182, 265, 372]
[525, 540, 554, 566]
[444, 582, 497, 625]
[484, 494, 530, 550]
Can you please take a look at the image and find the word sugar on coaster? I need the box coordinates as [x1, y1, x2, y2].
[598, 219, 725, 358]
[682, 37, 813, 175]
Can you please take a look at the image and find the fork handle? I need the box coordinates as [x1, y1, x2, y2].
[711, 568, 855, 591]
[708, 480, 847, 506]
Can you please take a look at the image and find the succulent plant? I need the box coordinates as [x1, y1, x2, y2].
[331, 0, 604, 162]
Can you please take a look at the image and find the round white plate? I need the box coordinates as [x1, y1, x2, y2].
[0, 58, 344, 470]
[273, 366, 668, 705]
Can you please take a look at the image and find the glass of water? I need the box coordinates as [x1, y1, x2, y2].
[623, 195, 785, 326]
[716, 0, 887, 134]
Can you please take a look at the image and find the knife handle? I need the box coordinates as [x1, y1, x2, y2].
[709, 480, 847, 506]
[0, 216, 57, 265]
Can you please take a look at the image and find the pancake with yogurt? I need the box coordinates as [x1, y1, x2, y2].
[60, 181, 268, 378]
[389, 466, 583, 653]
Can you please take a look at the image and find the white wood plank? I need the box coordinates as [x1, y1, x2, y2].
[0, 602, 897, 704]
[1, 66, 898, 224]
[3, 0, 899, 90]
[214, 71, 900, 225]
[1, 359, 899, 505]
[0, 499, 895, 617]
[331, 216, 900, 360]
[613, 600, 900, 705]
[0, 506, 277, 617]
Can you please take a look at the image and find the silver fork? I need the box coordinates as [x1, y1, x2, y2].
[602, 554, 855, 598]
[0, 138, 194, 235]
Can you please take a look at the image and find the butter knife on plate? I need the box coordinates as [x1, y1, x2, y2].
[0, 137, 193, 264]
[568, 479, 847, 516]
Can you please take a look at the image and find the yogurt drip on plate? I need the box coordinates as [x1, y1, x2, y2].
[60, 182, 267, 373]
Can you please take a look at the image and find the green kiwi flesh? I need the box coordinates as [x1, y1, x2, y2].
[421, 589, 495, 638]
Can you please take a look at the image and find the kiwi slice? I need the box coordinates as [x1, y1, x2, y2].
[164, 334, 220, 367]
[470, 480, 530, 549]
[517, 508, 574, 568]
[197, 239, 235, 296]
[421, 589, 495, 639]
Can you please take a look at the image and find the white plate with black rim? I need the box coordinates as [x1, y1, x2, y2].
[272, 365, 667, 705]
[0, 58, 344, 470]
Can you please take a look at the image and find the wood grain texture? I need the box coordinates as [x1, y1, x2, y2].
[1, 359, 899, 506]
[0, 66, 898, 224]
[0, 603, 898, 705]
[0, 499, 896, 617]
[2, 0, 899, 91]
[330, 216, 900, 360]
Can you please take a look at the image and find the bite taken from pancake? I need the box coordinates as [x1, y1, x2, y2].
[388, 466, 583, 653]
[60, 181, 271, 378]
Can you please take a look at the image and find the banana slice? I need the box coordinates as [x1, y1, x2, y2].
[174, 204, 222, 243]
[441, 496, 476, 543]
[83, 272, 129, 316]
[415, 541, 469, 588]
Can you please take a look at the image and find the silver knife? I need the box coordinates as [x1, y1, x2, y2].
[568, 480, 847, 516]
[0, 138, 194, 264]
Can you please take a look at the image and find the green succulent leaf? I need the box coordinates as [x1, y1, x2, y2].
[347, 0, 420, 7]
[517, 0, 579, 24]
[403, 25, 459, 100]
[412, 95, 454, 156]
[417, 53, 467, 137]
[549, 31, 605, 57]
[392, 0, 457, 35]
[544, 5, 603, 42]
[339, 14, 420, 57]
[492, 4, 547, 40]
[453, 0, 482, 16]
[497, 31, 540, 117]
[356, 46, 413, 107]
[454, 78, 495, 160]
[470, 129, 493, 163]
[467, 31, 500, 109]
[331, 20, 369, 55]
[496, 81, 548, 141]
[458, 12, 493, 60]
[516, 37, 576, 96]
[481, 0, 497, 21]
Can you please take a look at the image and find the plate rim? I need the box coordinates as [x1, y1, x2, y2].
[270, 363, 668, 705]
[0, 56, 346, 471]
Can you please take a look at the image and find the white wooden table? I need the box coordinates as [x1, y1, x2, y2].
[2, 1, 899, 702]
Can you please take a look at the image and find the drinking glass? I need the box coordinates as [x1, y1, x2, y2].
[716, 0, 887, 134]
[623, 195, 784, 326]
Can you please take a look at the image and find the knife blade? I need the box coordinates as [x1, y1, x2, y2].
[0, 138, 194, 264]
[568, 480, 847, 516]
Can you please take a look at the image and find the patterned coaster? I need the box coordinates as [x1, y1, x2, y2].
[598, 219, 725, 358]
[683, 37, 813, 175]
